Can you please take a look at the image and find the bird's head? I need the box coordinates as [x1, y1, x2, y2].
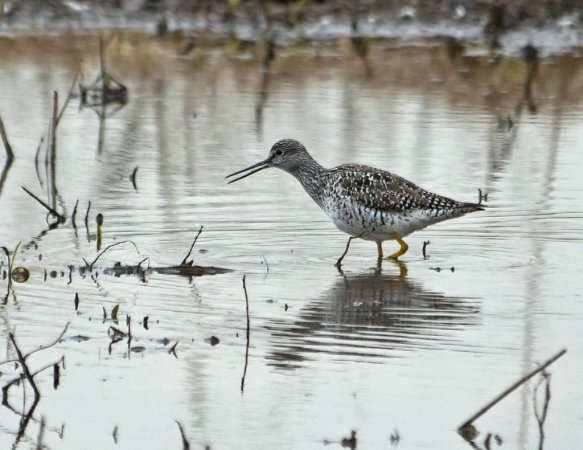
[226, 139, 308, 183]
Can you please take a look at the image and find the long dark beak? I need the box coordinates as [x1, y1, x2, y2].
[225, 159, 270, 184]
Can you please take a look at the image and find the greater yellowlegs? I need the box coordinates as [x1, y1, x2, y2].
[226, 139, 484, 262]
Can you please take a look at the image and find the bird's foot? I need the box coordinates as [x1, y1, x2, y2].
[386, 233, 409, 260]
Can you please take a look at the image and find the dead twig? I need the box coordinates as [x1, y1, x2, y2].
[422, 241, 430, 259]
[25, 323, 70, 359]
[180, 226, 203, 266]
[21, 186, 66, 223]
[458, 348, 566, 430]
[1, 344, 67, 398]
[82, 240, 140, 270]
[30, 356, 65, 385]
[8, 333, 41, 402]
[49, 92, 59, 212]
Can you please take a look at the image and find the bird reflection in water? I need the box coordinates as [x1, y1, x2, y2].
[266, 262, 480, 369]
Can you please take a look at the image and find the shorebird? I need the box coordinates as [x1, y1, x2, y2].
[226, 139, 484, 264]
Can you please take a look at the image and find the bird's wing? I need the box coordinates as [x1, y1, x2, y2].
[329, 164, 471, 213]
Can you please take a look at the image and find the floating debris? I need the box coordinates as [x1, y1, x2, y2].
[69, 335, 91, 342]
[79, 73, 128, 110]
[422, 241, 430, 259]
[341, 430, 357, 449]
[11, 266, 29, 283]
[79, 38, 128, 115]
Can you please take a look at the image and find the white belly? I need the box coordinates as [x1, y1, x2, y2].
[323, 198, 456, 242]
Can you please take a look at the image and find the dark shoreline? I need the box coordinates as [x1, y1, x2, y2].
[1, 0, 582, 55]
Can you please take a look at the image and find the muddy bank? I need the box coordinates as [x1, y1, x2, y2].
[1, 1, 583, 55]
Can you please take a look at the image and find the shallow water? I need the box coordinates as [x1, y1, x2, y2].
[1, 34, 583, 449]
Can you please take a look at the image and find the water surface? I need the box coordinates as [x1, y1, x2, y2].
[0, 34, 582, 449]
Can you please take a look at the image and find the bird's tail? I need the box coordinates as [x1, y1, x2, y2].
[461, 202, 486, 212]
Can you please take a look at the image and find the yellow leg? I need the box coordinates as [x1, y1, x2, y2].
[376, 242, 383, 260]
[387, 232, 409, 260]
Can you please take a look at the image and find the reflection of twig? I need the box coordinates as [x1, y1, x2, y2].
[240, 275, 250, 393]
[127, 316, 132, 356]
[458, 348, 566, 430]
[255, 35, 276, 134]
[33, 136, 45, 189]
[262, 256, 269, 274]
[100, 35, 107, 85]
[180, 226, 203, 266]
[175, 421, 190, 450]
[168, 342, 178, 358]
[80, 35, 128, 122]
[10, 399, 38, 450]
[2, 324, 68, 413]
[71, 199, 79, 230]
[56, 65, 82, 125]
[0, 156, 14, 198]
[0, 115, 14, 162]
[1, 244, 18, 300]
[533, 371, 551, 450]
[35, 416, 46, 450]
[49, 92, 59, 213]
[7, 332, 40, 402]
[516, 44, 539, 115]
[83, 240, 140, 270]
[0, 116, 15, 197]
[130, 166, 139, 190]
[350, 14, 372, 77]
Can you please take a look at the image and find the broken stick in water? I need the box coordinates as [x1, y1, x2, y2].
[458, 348, 566, 432]
[21, 186, 66, 223]
[180, 225, 203, 266]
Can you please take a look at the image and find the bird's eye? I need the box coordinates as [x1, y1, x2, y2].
[275, 149, 284, 157]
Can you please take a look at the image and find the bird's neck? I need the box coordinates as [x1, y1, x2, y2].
[286, 155, 328, 208]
